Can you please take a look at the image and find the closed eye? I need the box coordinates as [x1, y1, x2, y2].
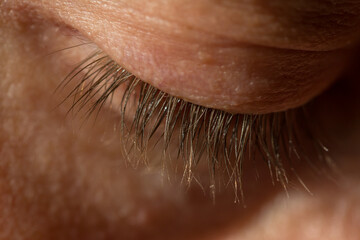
[57, 46, 334, 201]
[9, 0, 351, 199]
[3, 1, 360, 240]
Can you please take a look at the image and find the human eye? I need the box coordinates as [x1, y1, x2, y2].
[1, 0, 360, 239]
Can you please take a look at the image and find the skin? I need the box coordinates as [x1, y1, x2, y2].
[7, 0, 360, 113]
[0, 0, 360, 239]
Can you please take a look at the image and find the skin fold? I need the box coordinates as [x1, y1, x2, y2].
[0, 0, 360, 239]
[7, 0, 360, 113]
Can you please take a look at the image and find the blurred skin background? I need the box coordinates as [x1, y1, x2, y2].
[0, 0, 360, 239]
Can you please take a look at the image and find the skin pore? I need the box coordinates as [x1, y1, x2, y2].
[0, 0, 360, 239]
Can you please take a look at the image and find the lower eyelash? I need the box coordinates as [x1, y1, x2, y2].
[58, 50, 335, 202]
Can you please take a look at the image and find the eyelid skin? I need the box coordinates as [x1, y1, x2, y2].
[11, 0, 360, 113]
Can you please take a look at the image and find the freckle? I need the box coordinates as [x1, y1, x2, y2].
[198, 51, 215, 65]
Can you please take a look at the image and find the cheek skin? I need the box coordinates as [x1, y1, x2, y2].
[0, 17, 182, 238]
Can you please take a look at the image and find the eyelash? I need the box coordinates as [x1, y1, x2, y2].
[57, 48, 334, 202]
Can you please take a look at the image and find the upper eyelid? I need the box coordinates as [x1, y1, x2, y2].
[11, 1, 350, 114]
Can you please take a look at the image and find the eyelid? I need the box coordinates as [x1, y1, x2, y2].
[22, 0, 352, 114]
[59, 49, 337, 202]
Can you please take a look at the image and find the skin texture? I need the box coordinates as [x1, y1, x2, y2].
[8, 0, 360, 113]
[0, 0, 360, 239]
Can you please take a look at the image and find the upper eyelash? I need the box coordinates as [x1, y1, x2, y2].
[57, 49, 335, 203]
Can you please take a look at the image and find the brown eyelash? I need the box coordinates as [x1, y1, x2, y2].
[57, 50, 336, 203]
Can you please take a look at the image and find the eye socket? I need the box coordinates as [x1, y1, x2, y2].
[7, 0, 349, 197]
[5, 0, 343, 196]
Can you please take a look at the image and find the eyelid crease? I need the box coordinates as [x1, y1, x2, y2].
[57, 48, 337, 203]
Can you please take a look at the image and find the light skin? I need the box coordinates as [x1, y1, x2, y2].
[0, 0, 360, 239]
